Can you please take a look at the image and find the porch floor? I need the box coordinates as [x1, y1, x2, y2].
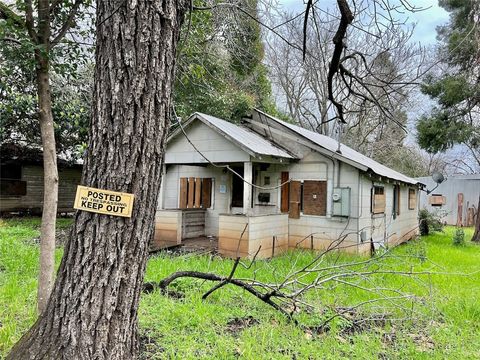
[150, 236, 218, 255]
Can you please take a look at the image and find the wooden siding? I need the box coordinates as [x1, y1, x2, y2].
[0, 165, 81, 213]
[182, 209, 206, 239]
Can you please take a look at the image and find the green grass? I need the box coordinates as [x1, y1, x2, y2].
[1, 218, 479, 359]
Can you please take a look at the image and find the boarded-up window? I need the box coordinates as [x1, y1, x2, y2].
[1, 163, 26, 197]
[429, 194, 445, 207]
[393, 185, 401, 218]
[280, 172, 289, 213]
[0, 164, 22, 179]
[179, 177, 212, 209]
[372, 186, 385, 214]
[289, 180, 301, 219]
[408, 188, 416, 210]
[302, 180, 327, 216]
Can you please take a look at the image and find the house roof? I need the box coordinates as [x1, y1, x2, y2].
[0, 142, 83, 167]
[169, 112, 295, 159]
[254, 109, 422, 186]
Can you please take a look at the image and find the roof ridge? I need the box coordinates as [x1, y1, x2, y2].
[253, 108, 420, 185]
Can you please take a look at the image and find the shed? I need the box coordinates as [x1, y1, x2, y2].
[416, 174, 480, 226]
[154, 110, 424, 258]
[0, 143, 82, 214]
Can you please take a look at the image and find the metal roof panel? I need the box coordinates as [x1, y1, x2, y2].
[194, 112, 294, 159]
[256, 110, 421, 185]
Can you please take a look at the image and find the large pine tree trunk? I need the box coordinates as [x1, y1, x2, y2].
[8, 0, 187, 358]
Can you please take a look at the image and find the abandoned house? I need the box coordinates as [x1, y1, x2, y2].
[0, 143, 82, 214]
[154, 109, 424, 258]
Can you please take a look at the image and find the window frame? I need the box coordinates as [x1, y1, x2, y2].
[371, 185, 386, 214]
[393, 184, 401, 218]
[408, 188, 417, 210]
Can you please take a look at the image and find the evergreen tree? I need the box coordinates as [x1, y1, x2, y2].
[416, 0, 480, 241]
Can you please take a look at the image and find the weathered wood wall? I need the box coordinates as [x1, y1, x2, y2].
[0, 164, 81, 213]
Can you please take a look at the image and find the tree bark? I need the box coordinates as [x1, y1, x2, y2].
[8, 0, 188, 358]
[35, 0, 58, 314]
[36, 56, 58, 314]
[472, 195, 480, 242]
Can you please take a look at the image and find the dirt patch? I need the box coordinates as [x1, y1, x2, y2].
[409, 332, 435, 351]
[150, 237, 218, 257]
[341, 316, 388, 335]
[305, 308, 390, 339]
[139, 333, 164, 359]
[142, 282, 185, 299]
[226, 316, 259, 335]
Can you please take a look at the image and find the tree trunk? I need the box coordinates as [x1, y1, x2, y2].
[8, 0, 187, 358]
[472, 195, 480, 242]
[36, 57, 58, 314]
[35, 0, 58, 314]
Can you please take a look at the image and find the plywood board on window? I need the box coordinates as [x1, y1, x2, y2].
[303, 180, 327, 216]
[179, 178, 188, 209]
[289, 181, 301, 219]
[201, 178, 212, 208]
[408, 189, 416, 210]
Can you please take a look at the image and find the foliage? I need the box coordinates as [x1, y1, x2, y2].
[2, 219, 480, 358]
[419, 209, 444, 236]
[174, 0, 276, 123]
[0, 0, 94, 157]
[452, 228, 466, 247]
[1, 1, 276, 152]
[416, 0, 480, 167]
[419, 210, 430, 236]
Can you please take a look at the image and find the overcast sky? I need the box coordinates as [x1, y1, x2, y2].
[277, 0, 450, 45]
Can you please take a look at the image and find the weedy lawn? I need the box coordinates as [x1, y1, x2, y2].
[1, 218, 479, 359]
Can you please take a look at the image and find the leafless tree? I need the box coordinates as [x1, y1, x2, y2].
[265, 1, 429, 145]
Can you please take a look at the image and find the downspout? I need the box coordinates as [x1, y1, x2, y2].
[357, 173, 362, 246]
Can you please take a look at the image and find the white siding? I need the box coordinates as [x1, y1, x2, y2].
[165, 121, 249, 164]
[358, 176, 419, 250]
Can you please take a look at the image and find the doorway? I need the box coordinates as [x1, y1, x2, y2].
[231, 165, 244, 208]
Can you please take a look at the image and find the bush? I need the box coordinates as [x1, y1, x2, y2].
[418, 209, 444, 236]
[453, 228, 466, 246]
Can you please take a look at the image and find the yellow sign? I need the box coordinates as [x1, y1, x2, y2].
[73, 185, 134, 218]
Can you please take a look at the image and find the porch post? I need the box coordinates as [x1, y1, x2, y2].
[243, 161, 253, 214]
[157, 163, 166, 210]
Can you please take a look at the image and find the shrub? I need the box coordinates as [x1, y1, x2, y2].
[453, 228, 465, 246]
[418, 209, 444, 236]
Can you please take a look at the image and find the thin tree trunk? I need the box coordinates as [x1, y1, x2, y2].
[8, 0, 187, 358]
[472, 195, 480, 242]
[8, 0, 187, 359]
[35, 0, 58, 314]
[36, 59, 58, 314]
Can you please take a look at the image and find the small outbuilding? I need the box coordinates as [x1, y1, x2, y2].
[0, 143, 82, 214]
[154, 110, 424, 258]
[416, 174, 480, 226]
